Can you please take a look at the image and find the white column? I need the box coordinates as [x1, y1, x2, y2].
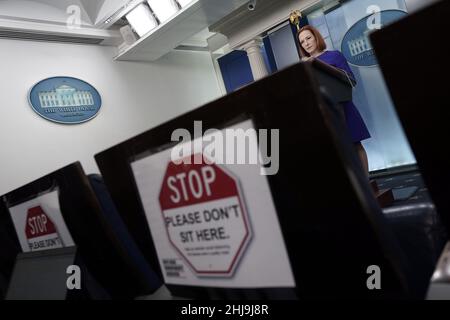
[241, 39, 269, 81]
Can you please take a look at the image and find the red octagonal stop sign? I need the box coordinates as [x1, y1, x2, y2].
[25, 206, 63, 251]
[159, 154, 252, 276]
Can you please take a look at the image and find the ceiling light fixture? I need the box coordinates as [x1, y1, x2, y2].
[147, 0, 179, 24]
[126, 3, 158, 37]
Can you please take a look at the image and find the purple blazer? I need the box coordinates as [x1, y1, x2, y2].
[317, 50, 371, 143]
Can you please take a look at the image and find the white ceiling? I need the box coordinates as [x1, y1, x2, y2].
[0, 0, 261, 57]
[116, 0, 250, 61]
[0, 0, 225, 48]
[0, 0, 125, 26]
[0, 0, 127, 45]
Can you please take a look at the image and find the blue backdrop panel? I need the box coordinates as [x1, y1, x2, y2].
[218, 50, 254, 94]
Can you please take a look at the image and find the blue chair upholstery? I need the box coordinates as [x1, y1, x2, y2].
[87, 174, 162, 296]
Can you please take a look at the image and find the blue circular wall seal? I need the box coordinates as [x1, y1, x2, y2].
[341, 10, 408, 67]
[29, 77, 102, 124]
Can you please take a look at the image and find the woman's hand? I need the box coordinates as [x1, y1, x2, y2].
[302, 56, 314, 62]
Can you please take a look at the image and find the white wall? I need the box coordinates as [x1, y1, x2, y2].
[0, 39, 221, 195]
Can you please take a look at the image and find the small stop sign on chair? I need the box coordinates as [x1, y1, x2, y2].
[25, 206, 63, 251]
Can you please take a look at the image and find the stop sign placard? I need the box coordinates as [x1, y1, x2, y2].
[25, 206, 63, 251]
[159, 154, 252, 276]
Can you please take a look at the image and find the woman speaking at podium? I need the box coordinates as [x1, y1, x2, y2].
[297, 25, 371, 174]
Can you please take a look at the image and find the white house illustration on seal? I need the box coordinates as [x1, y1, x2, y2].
[38, 84, 94, 108]
[347, 29, 374, 57]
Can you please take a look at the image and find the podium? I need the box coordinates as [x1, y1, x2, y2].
[312, 59, 394, 207]
[311, 58, 354, 103]
[96, 60, 416, 299]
